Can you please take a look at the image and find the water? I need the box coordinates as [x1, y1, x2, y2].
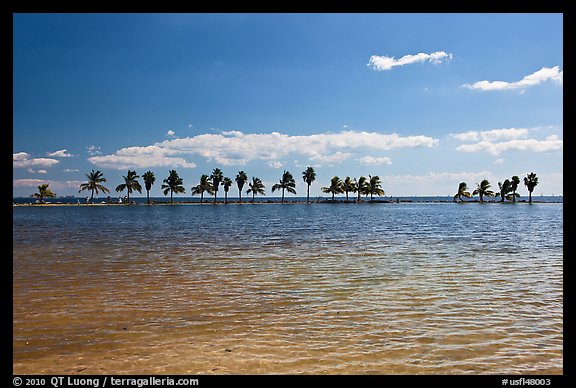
[13, 202, 563, 374]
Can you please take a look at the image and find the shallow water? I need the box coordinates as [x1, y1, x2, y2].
[13, 202, 563, 374]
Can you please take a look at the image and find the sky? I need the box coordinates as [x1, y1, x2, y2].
[13, 13, 563, 198]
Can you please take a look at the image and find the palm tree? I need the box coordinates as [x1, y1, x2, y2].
[115, 170, 142, 204]
[302, 166, 316, 203]
[453, 182, 472, 202]
[235, 170, 248, 203]
[342, 176, 356, 201]
[161, 170, 185, 204]
[142, 171, 156, 204]
[321, 176, 343, 201]
[79, 170, 110, 203]
[33, 183, 56, 204]
[356, 176, 368, 201]
[510, 175, 521, 203]
[472, 179, 495, 203]
[367, 175, 385, 200]
[524, 172, 539, 203]
[495, 179, 512, 202]
[222, 177, 233, 204]
[191, 174, 214, 203]
[210, 168, 224, 204]
[271, 170, 297, 203]
[247, 177, 266, 203]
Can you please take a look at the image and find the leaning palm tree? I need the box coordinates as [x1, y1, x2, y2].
[302, 166, 316, 203]
[271, 170, 297, 203]
[356, 176, 368, 201]
[247, 177, 266, 203]
[235, 170, 248, 203]
[79, 169, 110, 203]
[222, 177, 233, 204]
[115, 170, 142, 204]
[142, 171, 156, 204]
[161, 169, 185, 204]
[472, 179, 495, 203]
[33, 183, 56, 204]
[210, 168, 224, 204]
[510, 175, 521, 203]
[322, 176, 344, 201]
[342, 176, 356, 201]
[524, 172, 539, 203]
[453, 182, 472, 202]
[495, 179, 512, 202]
[191, 174, 214, 203]
[367, 175, 385, 200]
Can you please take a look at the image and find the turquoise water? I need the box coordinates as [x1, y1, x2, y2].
[13, 202, 563, 374]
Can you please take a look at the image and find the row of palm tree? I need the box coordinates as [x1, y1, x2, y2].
[34, 169, 539, 205]
[74, 167, 390, 204]
[453, 172, 539, 203]
[321, 175, 385, 201]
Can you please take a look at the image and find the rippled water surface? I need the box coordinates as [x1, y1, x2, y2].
[13, 203, 563, 374]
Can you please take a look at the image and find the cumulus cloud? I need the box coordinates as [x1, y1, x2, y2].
[358, 156, 392, 166]
[451, 128, 562, 155]
[86, 145, 101, 155]
[88, 131, 438, 170]
[456, 137, 563, 155]
[493, 158, 504, 165]
[462, 66, 563, 91]
[88, 145, 197, 170]
[166, 130, 176, 137]
[88, 130, 438, 170]
[47, 149, 74, 157]
[13, 152, 59, 168]
[450, 128, 528, 142]
[64, 168, 79, 173]
[368, 51, 452, 71]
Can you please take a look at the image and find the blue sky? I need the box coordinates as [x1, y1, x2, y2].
[13, 13, 563, 198]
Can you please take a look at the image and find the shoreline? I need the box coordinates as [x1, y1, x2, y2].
[13, 199, 563, 207]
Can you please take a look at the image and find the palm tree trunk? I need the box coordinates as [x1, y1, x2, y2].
[346, 191, 349, 201]
[529, 190, 532, 203]
[307, 184, 310, 203]
[147, 190, 150, 204]
[225, 191, 228, 204]
[332, 192, 334, 201]
[252, 192, 255, 203]
[90, 188, 94, 203]
[171, 190, 174, 204]
[281, 188, 285, 203]
[513, 190, 516, 202]
[239, 189, 242, 203]
[201, 192, 204, 203]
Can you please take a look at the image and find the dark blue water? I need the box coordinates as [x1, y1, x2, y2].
[13, 202, 563, 374]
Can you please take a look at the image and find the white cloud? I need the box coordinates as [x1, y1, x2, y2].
[88, 145, 197, 170]
[456, 138, 563, 155]
[88, 130, 438, 170]
[358, 156, 392, 166]
[13, 152, 59, 168]
[267, 161, 284, 169]
[166, 130, 176, 137]
[37, 170, 48, 174]
[462, 66, 563, 91]
[493, 158, 504, 165]
[47, 149, 74, 157]
[86, 145, 101, 155]
[368, 51, 452, 71]
[451, 127, 562, 155]
[13, 179, 84, 190]
[64, 168, 79, 173]
[450, 128, 529, 142]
